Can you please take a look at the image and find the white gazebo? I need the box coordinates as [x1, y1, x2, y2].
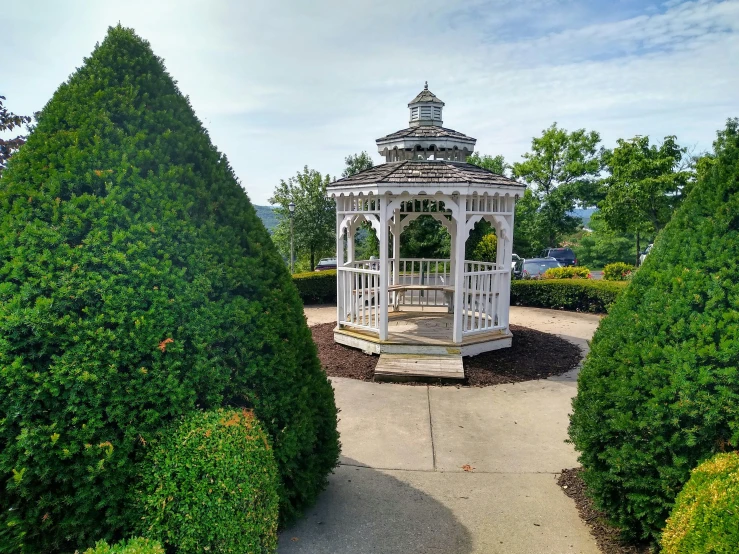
[329, 84, 525, 360]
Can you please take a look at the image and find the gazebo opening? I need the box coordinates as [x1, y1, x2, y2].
[329, 84, 525, 359]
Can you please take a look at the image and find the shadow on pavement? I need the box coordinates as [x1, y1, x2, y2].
[278, 459, 473, 554]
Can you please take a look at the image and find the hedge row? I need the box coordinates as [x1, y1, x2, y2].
[511, 280, 627, 313]
[293, 270, 337, 304]
[293, 271, 626, 313]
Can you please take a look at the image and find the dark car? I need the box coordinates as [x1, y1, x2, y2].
[513, 257, 562, 279]
[315, 257, 337, 271]
[540, 247, 577, 267]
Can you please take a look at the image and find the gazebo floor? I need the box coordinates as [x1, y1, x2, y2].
[334, 309, 512, 357]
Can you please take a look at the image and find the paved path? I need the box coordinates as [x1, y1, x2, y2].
[280, 306, 603, 554]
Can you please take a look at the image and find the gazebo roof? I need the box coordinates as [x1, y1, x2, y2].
[376, 126, 473, 143]
[408, 85, 444, 106]
[329, 160, 524, 189]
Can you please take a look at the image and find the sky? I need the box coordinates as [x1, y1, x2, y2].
[3, 0, 738, 205]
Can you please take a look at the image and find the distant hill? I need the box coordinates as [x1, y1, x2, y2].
[570, 208, 596, 226]
[254, 205, 278, 233]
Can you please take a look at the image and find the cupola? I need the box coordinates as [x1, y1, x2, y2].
[408, 82, 444, 127]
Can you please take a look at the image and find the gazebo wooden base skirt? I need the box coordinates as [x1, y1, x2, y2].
[334, 310, 512, 357]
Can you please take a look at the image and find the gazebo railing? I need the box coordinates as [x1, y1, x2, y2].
[461, 261, 508, 336]
[337, 260, 382, 332]
[391, 258, 451, 308]
[337, 258, 510, 337]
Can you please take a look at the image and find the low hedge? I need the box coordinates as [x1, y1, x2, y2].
[80, 538, 164, 554]
[137, 409, 279, 553]
[511, 280, 627, 313]
[661, 452, 739, 553]
[293, 270, 337, 303]
[293, 270, 626, 313]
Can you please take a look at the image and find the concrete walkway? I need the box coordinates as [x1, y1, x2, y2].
[279, 306, 603, 554]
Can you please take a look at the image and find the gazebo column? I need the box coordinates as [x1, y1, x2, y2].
[336, 216, 345, 328]
[346, 222, 355, 262]
[379, 196, 390, 340]
[391, 211, 401, 309]
[452, 195, 467, 343]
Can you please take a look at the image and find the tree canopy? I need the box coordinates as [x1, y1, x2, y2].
[270, 167, 335, 271]
[513, 123, 603, 248]
[0, 95, 32, 174]
[599, 135, 692, 264]
[342, 151, 374, 177]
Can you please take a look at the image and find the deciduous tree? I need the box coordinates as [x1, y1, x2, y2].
[270, 167, 335, 271]
[0, 95, 32, 174]
[599, 135, 692, 265]
[513, 123, 603, 248]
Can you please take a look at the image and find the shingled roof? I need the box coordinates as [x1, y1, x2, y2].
[329, 160, 524, 188]
[408, 82, 444, 106]
[376, 126, 474, 143]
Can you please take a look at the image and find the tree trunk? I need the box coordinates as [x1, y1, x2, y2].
[636, 229, 641, 267]
[310, 248, 315, 271]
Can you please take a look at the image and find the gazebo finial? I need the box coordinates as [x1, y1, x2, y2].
[424, 81, 428, 90]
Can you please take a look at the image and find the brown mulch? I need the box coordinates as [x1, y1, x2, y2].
[557, 468, 654, 554]
[310, 322, 583, 386]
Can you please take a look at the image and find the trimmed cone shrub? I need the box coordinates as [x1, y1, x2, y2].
[661, 452, 739, 554]
[541, 266, 590, 279]
[138, 409, 279, 553]
[80, 538, 164, 554]
[602, 262, 634, 281]
[0, 25, 338, 553]
[569, 119, 739, 543]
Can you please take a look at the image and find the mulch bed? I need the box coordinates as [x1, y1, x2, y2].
[557, 468, 653, 554]
[310, 322, 583, 386]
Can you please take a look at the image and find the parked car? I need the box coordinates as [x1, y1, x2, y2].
[639, 243, 653, 266]
[540, 247, 577, 267]
[513, 257, 562, 279]
[315, 257, 337, 271]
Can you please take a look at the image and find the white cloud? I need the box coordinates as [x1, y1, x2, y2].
[3, 0, 738, 204]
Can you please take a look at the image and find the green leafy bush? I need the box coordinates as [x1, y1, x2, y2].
[511, 280, 626, 313]
[541, 266, 590, 279]
[602, 262, 634, 281]
[138, 409, 279, 554]
[80, 538, 164, 554]
[568, 119, 739, 543]
[0, 26, 338, 553]
[661, 452, 739, 554]
[293, 270, 337, 303]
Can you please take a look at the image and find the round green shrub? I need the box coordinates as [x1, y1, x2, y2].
[0, 25, 338, 552]
[602, 262, 634, 281]
[569, 119, 739, 543]
[138, 409, 279, 553]
[541, 266, 590, 279]
[80, 538, 164, 554]
[661, 452, 739, 554]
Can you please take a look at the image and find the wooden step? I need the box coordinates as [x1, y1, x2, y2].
[374, 353, 464, 382]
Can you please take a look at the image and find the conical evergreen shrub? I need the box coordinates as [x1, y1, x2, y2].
[0, 26, 338, 553]
[569, 119, 739, 543]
